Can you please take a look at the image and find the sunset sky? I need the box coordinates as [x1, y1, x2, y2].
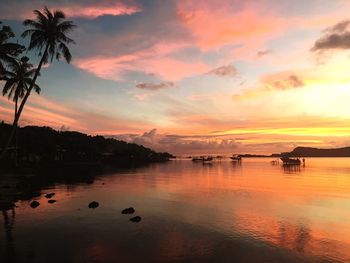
[1, 0, 350, 155]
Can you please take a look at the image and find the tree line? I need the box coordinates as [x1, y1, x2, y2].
[0, 122, 173, 168]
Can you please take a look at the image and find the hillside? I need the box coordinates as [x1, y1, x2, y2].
[288, 146, 350, 157]
[0, 122, 174, 168]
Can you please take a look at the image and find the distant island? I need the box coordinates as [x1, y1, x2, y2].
[0, 122, 174, 172]
[286, 146, 350, 157]
[239, 146, 350, 158]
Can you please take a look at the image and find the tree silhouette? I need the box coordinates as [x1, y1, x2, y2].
[0, 7, 76, 158]
[0, 22, 25, 79]
[2, 56, 40, 116]
[2, 57, 41, 165]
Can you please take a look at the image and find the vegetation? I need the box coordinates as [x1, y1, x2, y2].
[2, 56, 40, 117]
[0, 122, 174, 170]
[0, 7, 76, 158]
[0, 22, 25, 77]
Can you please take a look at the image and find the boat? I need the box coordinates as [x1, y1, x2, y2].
[230, 155, 242, 161]
[192, 156, 213, 162]
[280, 157, 301, 165]
[203, 156, 213, 162]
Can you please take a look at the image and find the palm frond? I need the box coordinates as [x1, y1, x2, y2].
[44, 7, 53, 21]
[33, 83, 41, 94]
[58, 42, 72, 63]
[22, 7, 76, 64]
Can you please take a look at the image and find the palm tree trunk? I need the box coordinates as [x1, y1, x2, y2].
[14, 98, 18, 167]
[0, 44, 49, 160]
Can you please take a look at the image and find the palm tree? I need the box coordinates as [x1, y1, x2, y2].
[2, 56, 41, 115]
[0, 22, 25, 77]
[2, 56, 41, 165]
[0, 7, 76, 158]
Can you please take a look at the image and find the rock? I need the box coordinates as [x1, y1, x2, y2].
[88, 201, 99, 208]
[130, 216, 142, 223]
[30, 201, 40, 208]
[121, 207, 135, 214]
[48, 200, 57, 204]
[45, 193, 55, 199]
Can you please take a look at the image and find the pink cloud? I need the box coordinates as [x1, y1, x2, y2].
[176, 1, 288, 50]
[74, 51, 210, 82]
[57, 2, 141, 19]
[72, 1, 294, 82]
[0, 1, 141, 20]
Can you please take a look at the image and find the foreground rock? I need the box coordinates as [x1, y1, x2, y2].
[130, 216, 142, 223]
[30, 201, 40, 208]
[88, 201, 99, 208]
[48, 200, 57, 204]
[45, 193, 55, 199]
[121, 207, 135, 214]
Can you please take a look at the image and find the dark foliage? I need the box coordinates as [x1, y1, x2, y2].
[0, 122, 174, 169]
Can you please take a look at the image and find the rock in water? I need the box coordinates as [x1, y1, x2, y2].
[30, 201, 40, 208]
[130, 216, 142, 223]
[88, 201, 99, 208]
[48, 200, 57, 204]
[45, 193, 55, 199]
[121, 207, 135, 214]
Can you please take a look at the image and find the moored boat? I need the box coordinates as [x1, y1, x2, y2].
[203, 156, 213, 162]
[192, 156, 213, 162]
[230, 155, 242, 161]
[280, 157, 301, 165]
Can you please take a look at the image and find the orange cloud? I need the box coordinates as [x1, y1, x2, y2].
[0, 94, 152, 134]
[233, 70, 308, 101]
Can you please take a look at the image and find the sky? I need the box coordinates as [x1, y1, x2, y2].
[1, 0, 350, 155]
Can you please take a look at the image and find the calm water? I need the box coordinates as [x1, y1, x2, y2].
[1, 158, 350, 262]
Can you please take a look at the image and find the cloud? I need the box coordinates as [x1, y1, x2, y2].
[58, 2, 141, 19]
[136, 81, 175, 91]
[311, 20, 350, 52]
[74, 53, 209, 82]
[0, 0, 141, 20]
[328, 20, 350, 33]
[71, 0, 289, 81]
[233, 72, 306, 101]
[176, 0, 288, 50]
[264, 74, 305, 90]
[256, 49, 272, 58]
[0, 94, 152, 134]
[109, 128, 240, 155]
[207, 65, 238, 77]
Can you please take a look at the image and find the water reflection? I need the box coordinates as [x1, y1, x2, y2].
[277, 220, 311, 254]
[1, 158, 350, 262]
[282, 164, 303, 174]
[2, 207, 16, 262]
